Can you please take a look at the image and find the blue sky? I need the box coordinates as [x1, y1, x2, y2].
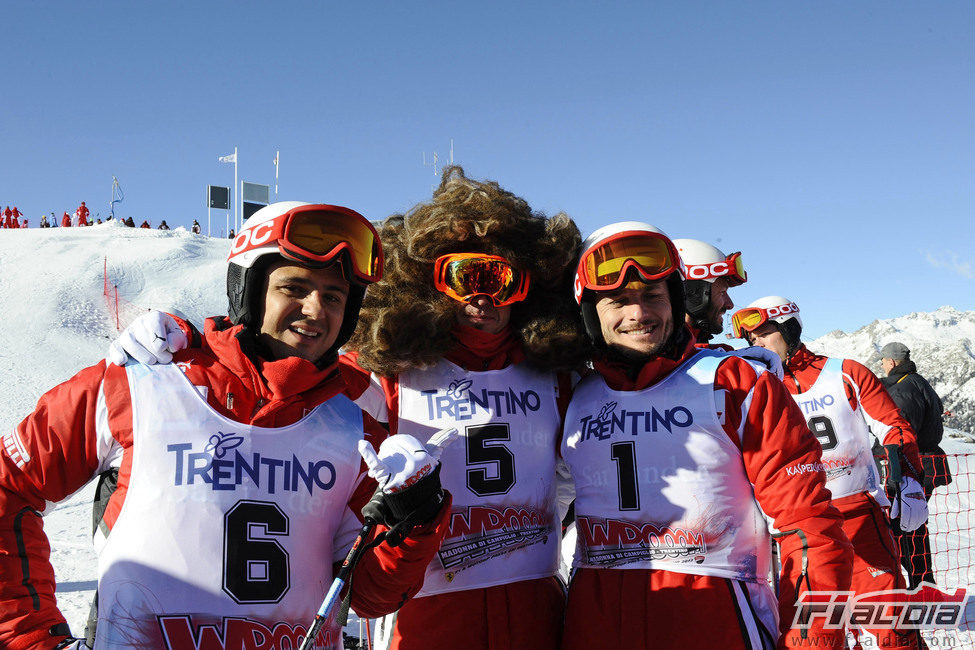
[3, 1, 972, 340]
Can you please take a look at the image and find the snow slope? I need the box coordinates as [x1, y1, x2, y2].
[0, 223, 228, 637]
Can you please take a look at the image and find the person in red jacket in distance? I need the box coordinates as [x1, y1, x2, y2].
[0, 202, 452, 650]
[560, 222, 852, 649]
[733, 296, 926, 649]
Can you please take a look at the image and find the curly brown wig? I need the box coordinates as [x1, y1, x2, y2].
[347, 166, 589, 376]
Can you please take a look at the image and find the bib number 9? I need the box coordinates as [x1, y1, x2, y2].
[807, 415, 838, 451]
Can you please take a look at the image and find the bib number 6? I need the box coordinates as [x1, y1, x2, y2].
[223, 500, 290, 603]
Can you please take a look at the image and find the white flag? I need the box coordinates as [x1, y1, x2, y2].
[218, 153, 237, 164]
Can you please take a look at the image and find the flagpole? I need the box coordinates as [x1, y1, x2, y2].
[274, 150, 280, 199]
[234, 146, 239, 234]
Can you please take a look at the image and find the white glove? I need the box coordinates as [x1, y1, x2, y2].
[889, 476, 928, 532]
[357, 428, 458, 494]
[106, 311, 187, 366]
[358, 429, 459, 541]
[727, 345, 784, 379]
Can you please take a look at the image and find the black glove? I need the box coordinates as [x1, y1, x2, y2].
[362, 463, 446, 546]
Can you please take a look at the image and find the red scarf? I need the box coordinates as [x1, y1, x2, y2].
[592, 334, 698, 391]
[445, 324, 524, 371]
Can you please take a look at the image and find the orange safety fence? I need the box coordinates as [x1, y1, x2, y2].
[103, 257, 148, 331]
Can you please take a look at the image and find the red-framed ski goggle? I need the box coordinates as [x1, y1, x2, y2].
[684, 251, 747, 286]
[433, 253, 531, 307]
[731, 302, 800, 338]
[574, 231, 684, 302]
[230, 204, 383, 283]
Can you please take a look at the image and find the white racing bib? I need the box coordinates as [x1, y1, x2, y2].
[562, 350, 771, 583]
[397, 359, 562, 595]
[790, 357, 885, 504]
[94, 363, 364, 650]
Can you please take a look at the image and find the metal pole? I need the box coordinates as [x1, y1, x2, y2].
[234, 147, 239, 235]
[208, 204, 212, 238]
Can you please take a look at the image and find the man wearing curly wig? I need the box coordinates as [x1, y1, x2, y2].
[340, 166, 587, 650]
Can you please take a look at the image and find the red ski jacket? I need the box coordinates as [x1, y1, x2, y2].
[340, 324, 574, 650]
[562, 333, 853, 650]
[0, 317, 450, 649]
[782, 344, 922, 481]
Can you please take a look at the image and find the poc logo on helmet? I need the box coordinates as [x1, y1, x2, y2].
[767, 302, 799, 318]
[230, 218, 277, 255]
[685, 261, 731, 280]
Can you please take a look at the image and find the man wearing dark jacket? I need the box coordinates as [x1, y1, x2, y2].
[880, 341, 950, 588]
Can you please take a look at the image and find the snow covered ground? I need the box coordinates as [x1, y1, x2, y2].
[2, 224, 974, 647]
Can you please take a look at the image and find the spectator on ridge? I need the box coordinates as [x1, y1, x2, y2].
[157, 220, 170, 230]
[191, 219, 202, 234]
[61, 212, 72, 228]
[140, 220, 151, 229]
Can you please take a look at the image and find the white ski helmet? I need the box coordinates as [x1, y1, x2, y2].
[733, 295, 803, 351]
[672, 239, 747, 336]
[226, 201, 382, 359]
[574, 221, 686, 348]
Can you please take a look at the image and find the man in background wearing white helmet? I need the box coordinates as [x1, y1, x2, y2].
[560, 222, 852, 649]
[0, 202, 453, 649]
[672, 239, 744, 348]
[733, 296, 926, 650]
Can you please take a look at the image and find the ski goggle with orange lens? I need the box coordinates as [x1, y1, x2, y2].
[731, 302, 800, 338]
[684, 251, 747, 286]
[574, 231, 683, 302]
[230, 204, 383, 283]
[433, 253, 531, 307]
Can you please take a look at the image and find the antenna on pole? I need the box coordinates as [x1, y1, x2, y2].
[422, 139, 455, 178]
[422, 150, 439, 176]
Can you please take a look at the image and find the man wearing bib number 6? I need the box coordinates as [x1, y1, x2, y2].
[733, 297, 926, 649]
[560, 223, 853, 649]
[0, 203, 452, 650]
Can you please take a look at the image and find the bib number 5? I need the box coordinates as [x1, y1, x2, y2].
[465, 423, 516, 496]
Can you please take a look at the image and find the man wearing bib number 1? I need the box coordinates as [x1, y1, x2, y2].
[560, 222, 853, 649]
[0, 203, 452, 650]
[733, 296, 926, 650]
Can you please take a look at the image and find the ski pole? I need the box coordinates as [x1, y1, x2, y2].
[298, 519, 378, 650]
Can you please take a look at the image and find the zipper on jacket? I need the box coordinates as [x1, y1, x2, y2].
[227, 392, 234, 412]
[772, 528, 812, 639]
